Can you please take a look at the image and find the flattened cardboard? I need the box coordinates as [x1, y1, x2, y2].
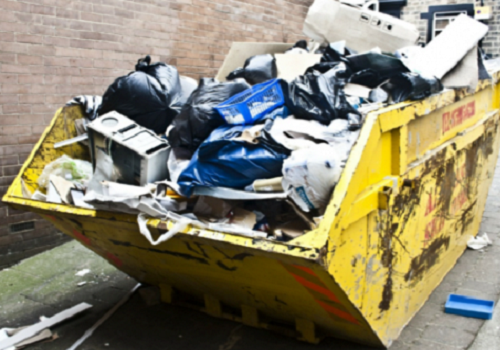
[410, 14, 488, 79]
[442, 46, 479, 91]
[216, 42, 293, 82]
[274, 54, 322, 81]
[303, 0, 419, 53]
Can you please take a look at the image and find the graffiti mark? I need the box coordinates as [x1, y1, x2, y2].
[442, 101, 475, 133]
[282, 264, 359, 325]
[109, 239, 209, 265]
[405, 236, 450, 283]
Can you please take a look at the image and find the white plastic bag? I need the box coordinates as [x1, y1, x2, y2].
[282, 143, 344, 212]
[38, 155, 92, 189]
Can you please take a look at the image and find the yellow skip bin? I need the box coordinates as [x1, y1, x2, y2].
[4, 71, 500, 347]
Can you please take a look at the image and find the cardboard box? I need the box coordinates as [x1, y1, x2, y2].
[216, 42, 322, 83]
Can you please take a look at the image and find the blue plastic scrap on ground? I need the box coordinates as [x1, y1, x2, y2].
[445, 294, 494, 320]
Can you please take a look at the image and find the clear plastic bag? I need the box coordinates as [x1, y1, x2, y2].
[38, 155, 92, 189]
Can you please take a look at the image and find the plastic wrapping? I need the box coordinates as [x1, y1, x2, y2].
[66, 95, 102, 121]
[177, 124, 290, 196]
[285, 40, 309, 54]
[382, 73, 443, 103]
[282, 143, 344, 212]
[281, 64, 361, 127]
[226, 54, 277, 85]
[99, 56, 183, 134]
[346, 53, 410, 88]
[38, 155, 92, 189]
[216, 79, 284, 125]
[179, 76, 198, 104]
[168, 78, 251, 154]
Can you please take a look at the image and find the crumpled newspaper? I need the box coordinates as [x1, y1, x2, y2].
[467, 233, 492, 250]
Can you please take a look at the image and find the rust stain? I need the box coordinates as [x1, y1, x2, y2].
[404, 235, 450, 283]
[378, 222, 398, 311]
[438, 159, 456, 215]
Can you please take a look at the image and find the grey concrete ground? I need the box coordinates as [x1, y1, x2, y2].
[2, 156, 500, 349]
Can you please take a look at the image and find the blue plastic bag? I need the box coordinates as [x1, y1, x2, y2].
[215, 79, 285, 125]
[177, 123, 290, 196]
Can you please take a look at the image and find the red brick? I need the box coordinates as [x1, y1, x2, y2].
[70, 38, 94, 49]
[0, 95, 18, 105]
[43, 36, 71, 47]
[16, 33, 44, 44]
[80, 12, 102, 22]
[0, 0, 30, 12]
[0, 135, 18, 144]
[56, 7, 79, 19]
[18, 75, 44, 84]
[0, 234, 24, 246]
[18, 134, 42, 144]
[32, 125, 47, 134]
[2, 104, 31, 114]
[0, 32, 14, 42]
[31, 104, 55, 114]
[3, 165, 21, 176]
[0, 126, 32, 136]
[1, 84, 30, 94]
[0, 74, 17, 84]
[0, 156, 17, 166]
[19, 114, 46, 124]
[30, 4, 55, 16]
[19, 94, 45, 104]
[43, 56, 71, 66]
[17, 55, 43, 66]
[69, 21, 93, 31]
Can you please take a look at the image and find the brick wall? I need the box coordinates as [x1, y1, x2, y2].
[401, 0, 500, 57]
[0, 0, 313, 269]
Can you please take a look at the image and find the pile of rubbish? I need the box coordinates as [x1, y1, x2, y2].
[30, 0, 493, 244]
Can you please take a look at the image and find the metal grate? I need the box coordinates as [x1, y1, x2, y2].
[10, 221, 35, 233]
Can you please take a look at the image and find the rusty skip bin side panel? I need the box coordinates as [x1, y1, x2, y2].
[3, 72, 500, 348]
[323, 77, 500, 345]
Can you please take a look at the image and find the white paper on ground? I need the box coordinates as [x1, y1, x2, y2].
[467, 233, 492, 250]
[75, 269, 90, 277]
[303, 0, 419, 53]
[410, 14, 488, 79]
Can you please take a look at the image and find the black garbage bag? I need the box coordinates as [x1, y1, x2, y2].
[346, 53, 409, 88]
[168, 78, 251, 154]
[226, 54, 277, 85]
[281, 63, 361, 126]
[285, 40, 309, 54]
[381, 73, 443, 103]
[99, 56, 183, 134]
[305, 61, 353, 77]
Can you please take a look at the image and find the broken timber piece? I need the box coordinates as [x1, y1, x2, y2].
[0, 303, 91, 350]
